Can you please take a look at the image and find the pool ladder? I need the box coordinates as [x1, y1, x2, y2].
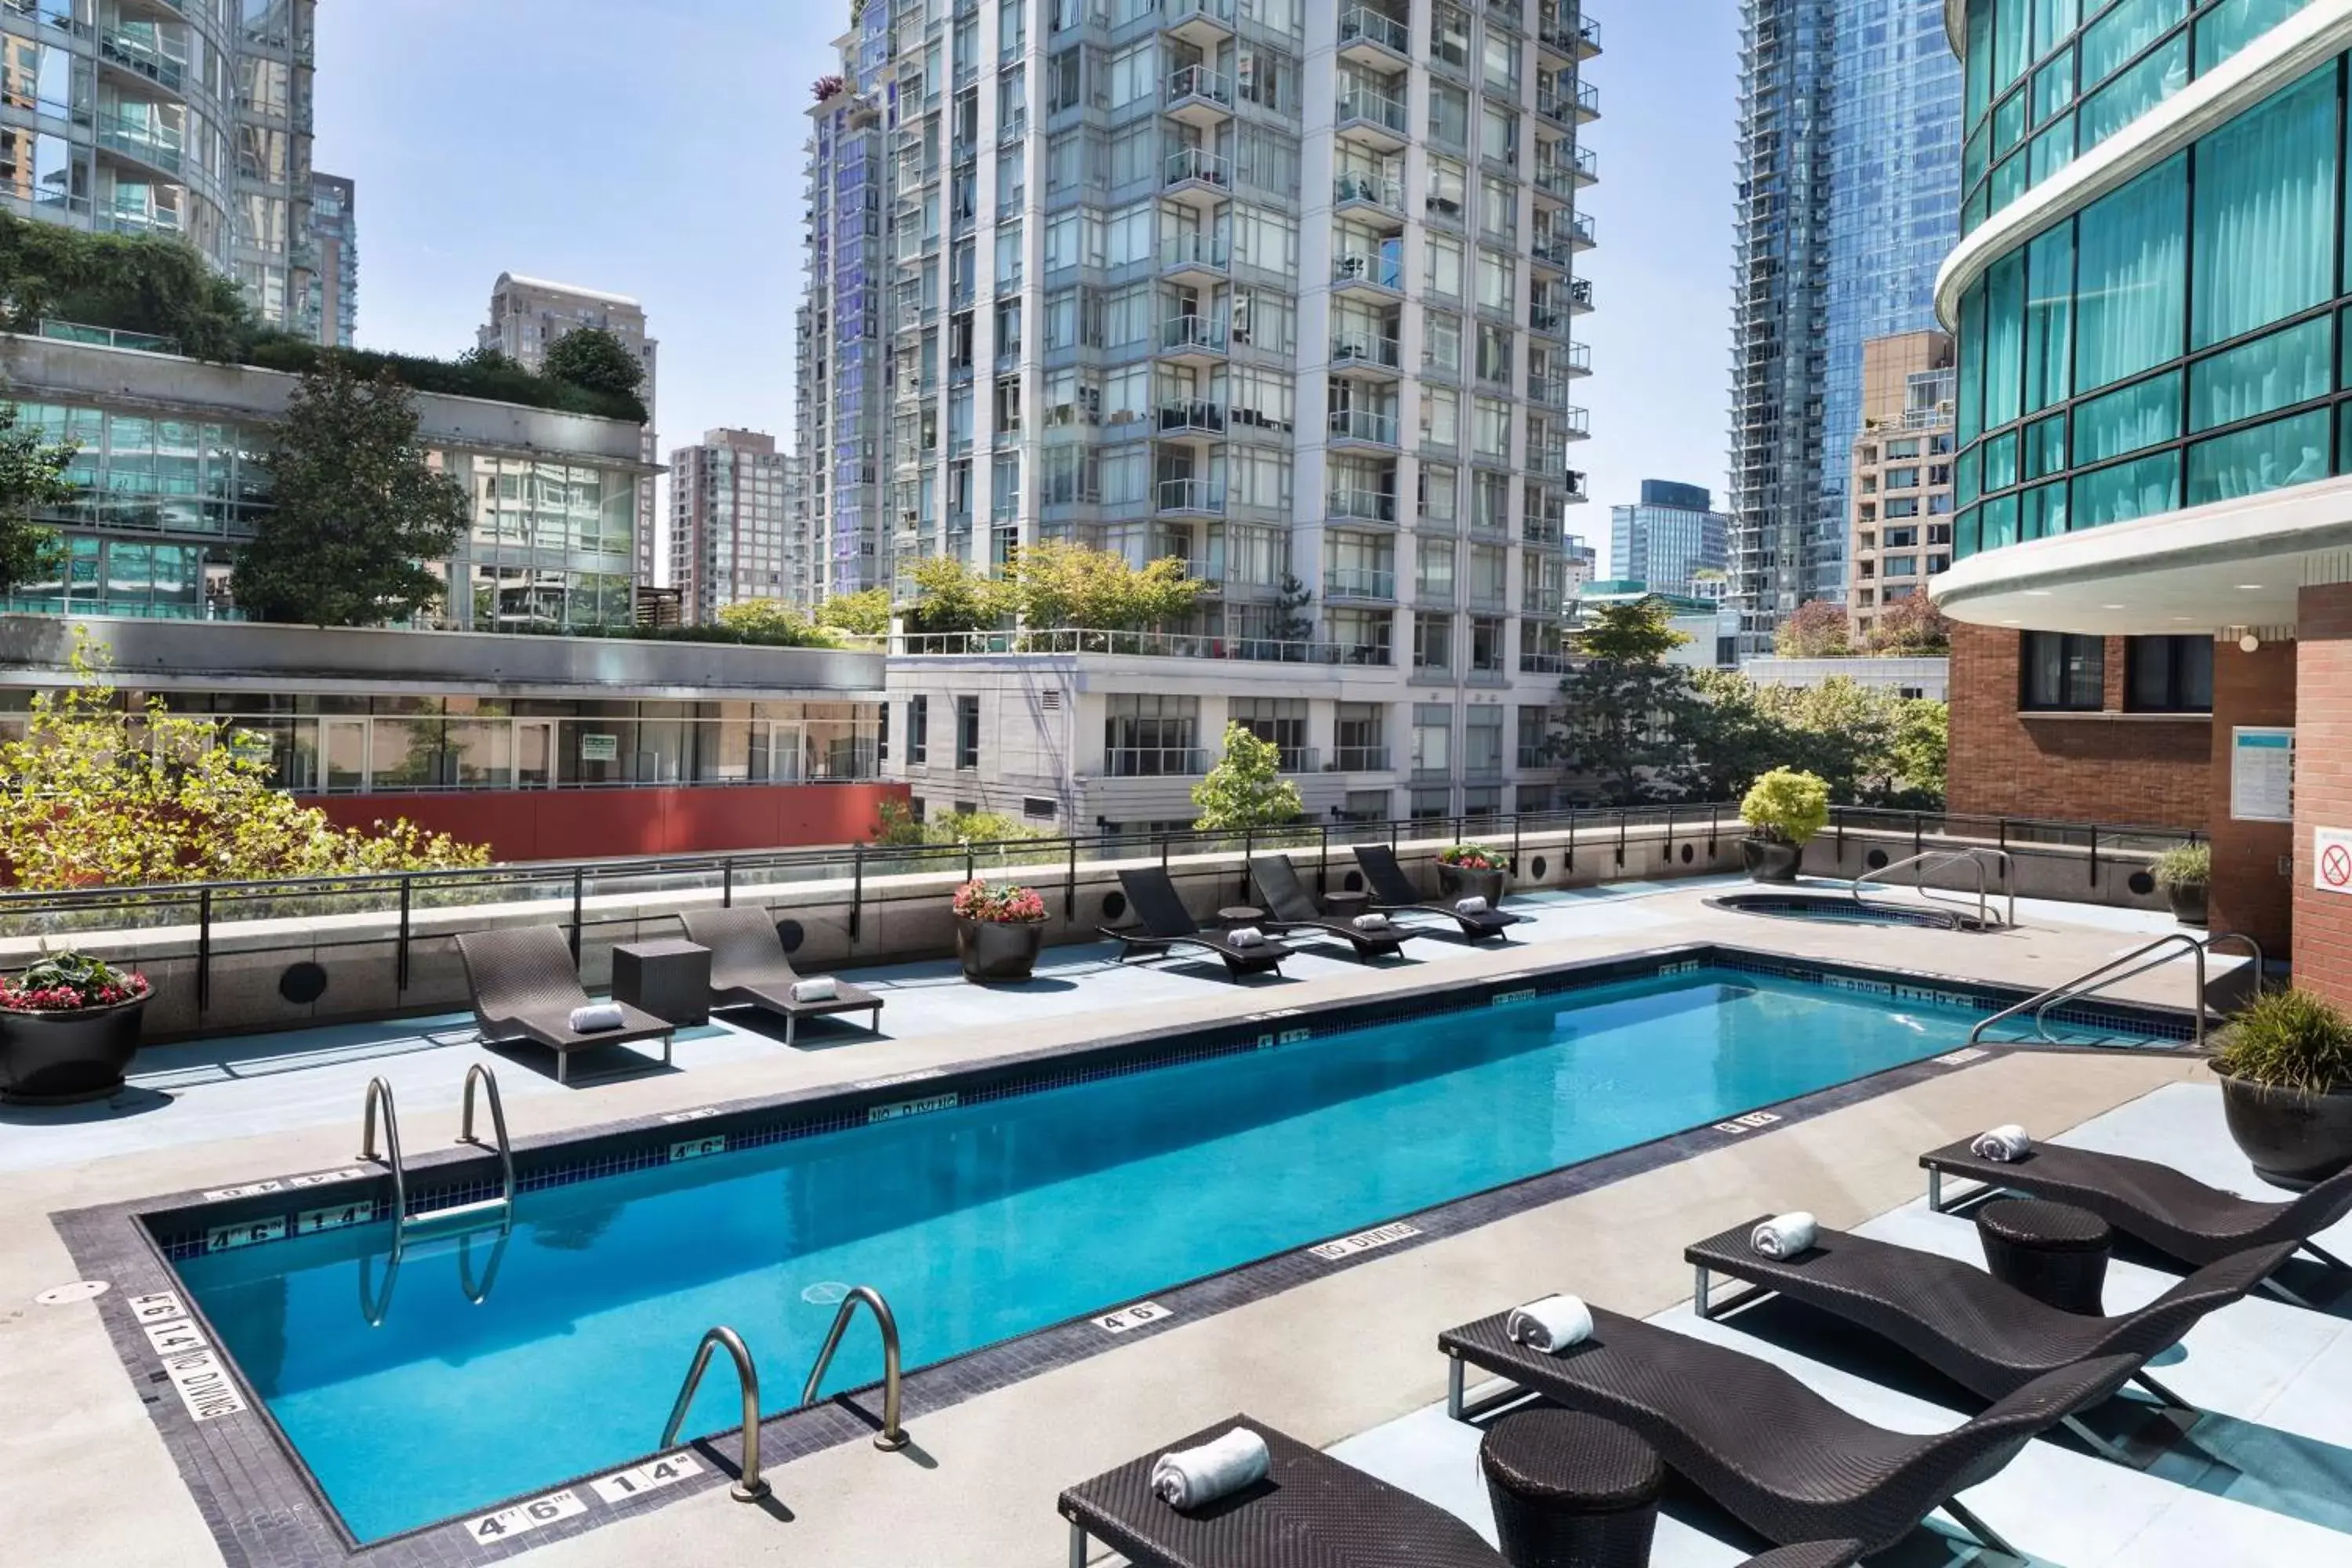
[356, 1067, 519, 1325]
[1966, 930, 2265, 1047]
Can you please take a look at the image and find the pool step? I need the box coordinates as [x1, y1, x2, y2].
[404, 1197, 514, 1238]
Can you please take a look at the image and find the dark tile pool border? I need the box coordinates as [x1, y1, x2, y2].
[51, 938, 2205, 1566]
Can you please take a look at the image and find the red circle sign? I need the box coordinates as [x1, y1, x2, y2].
[2325, 844, 2352, 888]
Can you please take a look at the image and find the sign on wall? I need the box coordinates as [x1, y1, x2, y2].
[579, 733, 619, 763]
[2230, 728, 2295, 822]
[2318, 828, 2352, 897]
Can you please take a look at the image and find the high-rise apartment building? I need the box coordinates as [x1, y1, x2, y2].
[309, 172, 356, 348]
[821, 0, 1601, 823]
[1846, 328, 1951, 643]
[1728, 0, 1960, 654]
[0, 0, 318, 335]
[669, 430, 807, 623]
[480, 274, 660, 589]
[1608, 479, 1727, 595]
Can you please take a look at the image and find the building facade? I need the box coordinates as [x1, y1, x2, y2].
[309, 170, 355, 348]
[479, 274, 660, 590]
[668, 429, 806, 623]
[1932, 0, 2352, 987]
[0, 330, 655, 633]
[1847, 328, 1955, 642]
[1608, 478, 1727, 595]
[0, 0, 318, 334]
[1729, 0, 1961, 654]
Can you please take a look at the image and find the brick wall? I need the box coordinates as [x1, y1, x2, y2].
[2206, 640, 2296, 953]
[2294, 585, 2352, 1010]
[1947, 622, 2211, 828]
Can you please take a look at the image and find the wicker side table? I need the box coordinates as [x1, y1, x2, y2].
[1976, 1197, 2113, 1315]
[1479, 1408, 1664, 1568]
[611, 938, 711, 1027]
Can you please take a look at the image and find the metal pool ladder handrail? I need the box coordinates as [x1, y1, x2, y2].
[2206, 931, 2267, 1002]
[459, 1063, 517, 1213]
[661, 1326, 770, 1501]
[799, 1285, 909, 1451]
[1851, 848, 2013, 930]
[358, 1076, 408, 1223]
[1968, 932, 2208, 1047]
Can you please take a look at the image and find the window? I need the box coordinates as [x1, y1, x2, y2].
[908, 695, 928, 764]
[1410, 702, 1452, 774]
[2126, 635, 2214, 713]
[2020, 632, 2104, 711]
[2074, 154, 2184, 392]
[1413, 612, 1452, 672]
[2190, 64, 2336, 350]
[1232, 696, 1308, 769]
[1104, 693, 1198, 775]
[955, 696, 980, 768]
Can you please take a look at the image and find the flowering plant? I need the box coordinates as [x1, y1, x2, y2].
[1, 952, 151, 1014]
[951, 879, 1047, 924]
[1437, 843, 1502, 871]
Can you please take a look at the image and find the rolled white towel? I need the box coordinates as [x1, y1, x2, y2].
[1151, 1427, 1270, 1511]
[1972, 1124, 2032, 1163]
[789, 977, 838, 1003]
[568, 1002, 624, 1033]
[1750, 1211, 1818, 1259]
[1352, 913, 1392, 931]
[1454, 895, 1490, 915]
[1505, 1293, 1593, 1355]
[1226, 926, 1265, 948]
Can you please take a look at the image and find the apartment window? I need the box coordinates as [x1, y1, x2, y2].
[1232, 696, 1309, 770]
[2126, 635, 2214, 713]
[1470, 615, 1505, 673]
[908, 695, 929, 764]
[1465, 705, 1504, 773]
[1417, 537, 1456, 600]
[1105, 693, 1200, 775]
[1424, 310, 1463, 377]
[1517, 704, 1550, 767]
[1411, 702, 1453, 775]
[2020, 632, 2103, 711]
[955, 696, 981, 768]
[1336, 702, 1386, 769]
[1428, 82, 1469, 150]
[1414, 612, 1453, 672]
[877, 703, 889, 766]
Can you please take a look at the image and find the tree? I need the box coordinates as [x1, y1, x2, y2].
[1271, 572, 1314, 641]
[1192, 723, 1304, 829]
[816, 586, 891, 636]
[1774, 598, 1852, 656]
[711, 597, 837, 646]
[1864, 592, 1952, 653]
[230, 362, 471, 626]
[898, 554, 1010, 633]
[542, 327, 644, 400]
[0, 401, 78, 595]
[0, 633, 488, 889]
[1004, 541, 1207, 631]
[1553, 598, 1701, 803]
[1576, 598, 1690, 662]
[1680, 670, 1947, 808]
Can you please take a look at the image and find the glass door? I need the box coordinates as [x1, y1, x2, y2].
[767, 721, 805, 783]
[319, 717, 368, 793]
[514, 720, 557, 789]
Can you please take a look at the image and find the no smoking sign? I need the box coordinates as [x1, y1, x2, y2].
[2317, 829, 2352, 895]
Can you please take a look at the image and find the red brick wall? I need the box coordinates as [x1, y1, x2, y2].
[2207, 640, 2296, 953]
[1947, 623, 2211, 828]
[2294, 585, 2352, 1010]
[311, 782, 910, 863]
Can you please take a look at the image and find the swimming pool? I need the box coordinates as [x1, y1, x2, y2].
[167, 964, 2160, 1541]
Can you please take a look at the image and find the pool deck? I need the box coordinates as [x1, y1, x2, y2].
[0, 877, 2294, 1566]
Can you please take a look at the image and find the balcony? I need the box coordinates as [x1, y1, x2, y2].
[1158, 477, 1226, 515]
[1159, 313, 1229, 362]
[1161, 0, 1236, 47]
[1569, 276, 1595, 313]
[1328, 485, 1399, 524]
[1331, 246, 1403, 297]
[1568, 210, 1597, 249]
[94, 117, 183, 176]
[1335, 82, 1409, 151]
[1157, 399, 1228, 438]
[1565, 468, 1589, 503]
[1323, 567, 1397, 601]
[1160, 232, 1231, 282]
[1538, 8, 1602, 63]
[1572, 78, 1601, 122]
[894, 626, 1391, 666]
[97, 28, 187, 93]
[1519, 650, 1570, 673]
[1330, 329, 1403, 376]
[1338, 6, 1411, 66]
[1331, 744, 1391, 771]
[1333, 169, 1406, 216]
[1533, 161, 1577, 205]
[1164, 64, 1234, 128]
[1105, 746, 1208, 778]
[1163, 147, 1232, 209]
[1328, 407, 1400, 448]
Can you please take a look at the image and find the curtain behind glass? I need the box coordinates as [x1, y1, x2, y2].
[2024, 226, 2074, 412]
[2192, 65, 2337, 349]
[2074, 154, 2186, 390]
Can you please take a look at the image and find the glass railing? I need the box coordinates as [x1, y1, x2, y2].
[1333, 170, 1406, 211]
[1160, 314, 1229, 353]
[1160, 233, 1230, 272]
[892, 627, 1392, 666]
[1323, 567, 1397, 599]
[1166, 64, 1232, 107]
[1332, 249, 1403, 289]
[1329, 407, 1399, 445]
[1157, 477, 1225, 513]
[1330, 329, 1401, 368]
[1328, 486, 1398, 523]
[1164, 147, 1232, 189]
[1570, 211, 1596, 245]
[97, 28, 187, 91]
[1332, 745, 1391, 771]
[1335, 82, 1408, 134]
[1105, 746, 1209, 777]
[1338, 5, 1410, 53]
[1160, 0, 1237, 29]
[1158, 400, 1227, 435]
[95, 117, 183, 173]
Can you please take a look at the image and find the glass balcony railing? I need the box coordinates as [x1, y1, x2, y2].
[1331, 744, 1391, 771]
[1160, 0, 1237, 31]
[1160, 233, 1230, 272]
[1164, 147, 1232, 191]
[1105, 746, 1209, 777]
[1157, 399, 1227, 436]
[1329, 407, 1399, 445]
[1333, 247, 1403, 289]
[1160, 314, 1229, 353]
[1328, 486, 1399, 523]
[1330, 329, 1402, 369]
[1323, 567, 1397, 599]
[1338, 6, 1410, 54]
[1157, 477, 1225, 513]
[1335, 82, 1408, 136]
[1166, 64, 1233, 110]
[1333, 170, 1406, 212]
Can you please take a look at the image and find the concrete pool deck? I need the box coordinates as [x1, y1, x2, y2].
[0, 878, 2263, 1565]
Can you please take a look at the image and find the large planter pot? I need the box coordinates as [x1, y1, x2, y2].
[2166, 880, 2210, 927]
[1742, 837, 1803, 884]
[956, 916, 1046, 983]
[2219, 1073, 2352, 1191]
[1436, 864, 1509, 906]
[0, 995, 148, 1105]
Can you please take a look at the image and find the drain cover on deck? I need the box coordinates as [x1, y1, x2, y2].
[34, 1280, 109, 1305]
[801, 1281, 850, 1305]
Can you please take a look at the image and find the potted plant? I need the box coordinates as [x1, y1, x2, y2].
[952, 879, 1048, 983]
[1738, 767, 1829, 884]
[0, 952, 153, 1105]
[2151, 841, 2211, 927]
[2212, 989, 2352, 1190]
[1435, 843, 1509, 907]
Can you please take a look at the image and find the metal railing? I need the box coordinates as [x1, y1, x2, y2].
[662, 1327, 770, 1501]
[1334, 170, 1406, 210]
[798, 1285, 908, 1451]
[1335, 82, 1408, 134]
[1165, 63, 1232, 107]
[1850, 848, 2012, 931]
[359, 1076, 407, 1225]
[1328, 407, 1399, 445]
[1969, 933, 2208, 1047]
[1331, 328, 1403, 368]
[1339, 5, 1410, 53]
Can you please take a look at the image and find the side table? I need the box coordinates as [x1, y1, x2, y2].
[612, 938, 711, 1027]
[1976, 1196, 2112, 1315]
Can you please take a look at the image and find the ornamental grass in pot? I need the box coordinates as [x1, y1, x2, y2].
[2151, 841, 2211, 927]
[1738, 767, 1829, 884]
[0, 952, 152, 1104]
[2212, 988, 2352, 1191]
[1435, 842, 1509, 906]
[952, 878, 1048, 983]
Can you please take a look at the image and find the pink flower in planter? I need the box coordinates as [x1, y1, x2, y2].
[953, 879, 1047, 924]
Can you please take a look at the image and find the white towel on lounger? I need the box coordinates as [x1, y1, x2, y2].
[1352, 913, 1391, 931]
[1506, 1294, 1593, 1354]
[1973, 1124, 2031, 1163]
[1454, 896, 1490, 915]
[1750, 1212, 1817, 1259]
[568, 1002, 624, 1033]
[1151, 1428, 1269, 1510]
[1226, 927, 1265, 948]
[789, 977, 837, 1003]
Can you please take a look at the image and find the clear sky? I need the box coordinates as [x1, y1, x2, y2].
[315, 0, 1739, 566]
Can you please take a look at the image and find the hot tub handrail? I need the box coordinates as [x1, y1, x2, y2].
[661, 1326, 770, 1501]
[798, 1284, 909, 1451]
[1850, 848, 2010, 930]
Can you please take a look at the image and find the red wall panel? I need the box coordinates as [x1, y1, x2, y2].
[309, 783, 909, 862]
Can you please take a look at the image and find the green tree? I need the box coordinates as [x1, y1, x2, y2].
[816, 586, 891, 636]
[1551, 598, 1700, 804]
[1889, 697, 1949, 802]
[0, 633, 488, 889]
[1004, 540, 1207, 631]
[0, 209, 261, 360]
[1774, 598, 1852, 656]
[230, 362, 473, 626]
[1576, 598, 1690, 662]
[1271, 572, 1315, 641]
[541, 327, 645, 399]
[898, 554, 1011, 634]
[711, 597, 837, 646]
[1192, 722, 1305, 829]
[0, 402, 78, 595]
[1864, 593, 1952, 653]
[1681, 670, 1947, 808]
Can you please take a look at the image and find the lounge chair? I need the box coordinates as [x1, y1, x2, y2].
[454, 926, 673, 1084]
[1439, 1305, 2137, 1557]
[1921, 1137, 2352, 1276]
[1058, 1414, 1864, 1568]
[678, 907, 884, 1047]
[1686, 1213, 2293, 1405]
[1352, 844, 1524, 940]
[1247, 855, 1417, 961]
[1101, 867, 1295, 979]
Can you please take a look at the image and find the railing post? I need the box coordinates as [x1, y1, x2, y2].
[1241, 827, 1254, 900]
[396, 877, 412, 993]
[197, 886, 212, 1017]
[1912, 812, 1923, 860]
[851, 842, 865, 942]
[1615, 808, 1626, 869]
[1511, 812, 1522, 874]
[1064, 837, 1078, 922]
[2088, 824, 2099, 888]
[569, 867, 584, 963]
[1566, 808, 1576, 873]
[1318, 822, 1330, 895]
[1662, 805, 1674, 864]
[722, 858, 734, 909]
[1708, 803, 1719, 856]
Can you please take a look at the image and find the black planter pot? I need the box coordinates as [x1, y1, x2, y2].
[0, 995, 148, 1105]
[2219, 1073, 2352, 1191]
[956, 916, 1045, 983]
[1742, 837, 1803, 883]
[1436, 864, 1508, 906]
[2166, 880, 2210, 927]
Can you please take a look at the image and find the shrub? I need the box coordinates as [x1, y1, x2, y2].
[951, 879, 1047, 924]
[1191, 723, 1303, 831]
[2151, 841, 2211, 890]
[1, 952, 149, 1013]
[1739, 767, 1831, 847]
[2212, 989, 2352, 1094]
[1438, 843, 1503, 870]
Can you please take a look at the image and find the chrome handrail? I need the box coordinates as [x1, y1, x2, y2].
[1969, 932, 2207, 1047]
[661, 1326, 770, 1501]
[799, 1285, 909, 1451]
[459, 1063, 517, 1210]
[1850, 847, 2013, 929]
[2205, 930, 2266, 1004]
[358, 1076, 407, 1223]
[1850, 851, 1973, 930]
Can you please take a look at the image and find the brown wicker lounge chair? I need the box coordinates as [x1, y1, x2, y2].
[1100, 868, 1295, 978]
[1439, 1305, 2137, 1557]
[1247, 855, 1417, 961]
[1352, 845, 1524, 940]
[678, 907, 884, 1046]
[454, 926, 673, 1084]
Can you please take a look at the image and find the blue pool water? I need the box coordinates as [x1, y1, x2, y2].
[172, 967, 2151, 1540]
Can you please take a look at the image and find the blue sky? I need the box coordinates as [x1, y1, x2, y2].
[316, 1, 1738, 560]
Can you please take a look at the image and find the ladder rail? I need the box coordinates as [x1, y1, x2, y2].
[2031, 940, 2205, 1042]
[459, 1063, 517, 1210]
[660, 1326, 770, 1501]
[799, 1284, 909, 1451]
[1851, 848, 2013, 929]
[2205, 931, 2267, 1003]
[1970, 933, 2207, 1047]
[358, 1076, 407, 1223]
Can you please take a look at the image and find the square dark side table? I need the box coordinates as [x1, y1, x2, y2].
[612, 938, 711, 1027]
